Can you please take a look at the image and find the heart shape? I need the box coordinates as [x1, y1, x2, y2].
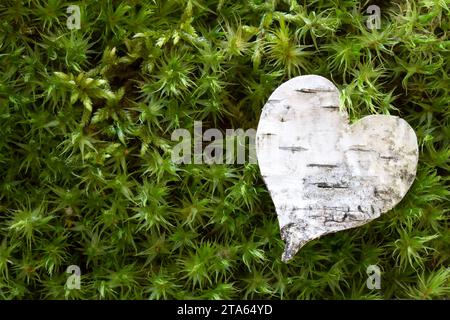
[256, 75, 419, 262]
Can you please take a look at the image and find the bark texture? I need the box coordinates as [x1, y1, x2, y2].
[256, 75, 419, 262]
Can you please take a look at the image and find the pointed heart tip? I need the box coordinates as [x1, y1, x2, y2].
[281, 250, 295, 263]
[280, 226, 309, 263]
[281, 239, 308, 263]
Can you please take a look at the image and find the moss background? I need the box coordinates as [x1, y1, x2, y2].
[0, 0, 449, 299]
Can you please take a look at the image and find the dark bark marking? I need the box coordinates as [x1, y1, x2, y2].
[279, 146, 308, 152]
[313, 182, 349, 189]
[321, 105, 339, 110]
[348, 147, 373, 152]
[295, 88, 335, 93]
[307, 164, 338, 168]
[380, 155, 397, 160]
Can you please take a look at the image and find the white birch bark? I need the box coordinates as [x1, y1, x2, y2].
[256, 75, 419, 262]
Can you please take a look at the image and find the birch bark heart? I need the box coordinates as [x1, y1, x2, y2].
[256, 75, 419, 262]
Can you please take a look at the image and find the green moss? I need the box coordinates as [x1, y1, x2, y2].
[0, 0, 448, 299]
